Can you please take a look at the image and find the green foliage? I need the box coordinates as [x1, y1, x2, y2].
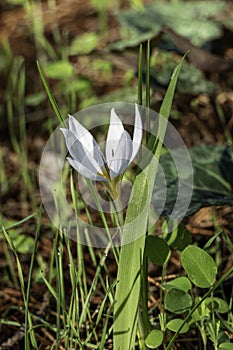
[2, 1, 233, 349]
[153, 144, 233, 218]
[37, 61, 65, 125]
[150, 59, 217, 95]
[145, 329, 164, 348]
[0, 39, 13, 72]
[43, 60, 74, 80]
[181, 245, 217, 288]
[5, 230, 34, 255]
[165, 288, 193, 313]
[219, 343, 233, 350]
[191, 296, 213, 322]
[91, 59, 112, 74]
[164, 223, 192, 251]
[25, 91, 46, 106]
[115, 0, 225, 48]
[62, 79, 93, 99]
[5, 0, 27, 4]
[113, 51, 186, 350]
[204, 297, 229, 314]
[166, 319, 189, 334]
[69, 32, 99, 55]
[163, 276, 192, 292]
[145, 235, 170, 266]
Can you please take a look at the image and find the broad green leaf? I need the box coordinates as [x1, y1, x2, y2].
[163, 276, 192, 292]
[165, 289, 192, 313]
[113, 8, 160, 50]
[115, 1, 225, 48]
[113, 55, 186, 350]
[153, 145, 233, 218]
[69, 32, 98, 55]
[150, 60, 217, 95]
[181, 246, 217, 288]
[165, 223, 192, 251]
[218, 19, 233, 30]
[44, 61, 74, 80]
[8, 233, 34, 255]
[204, 297, 229, 314]
[145, 329, 164, 348]
[145, 236, 170, 266]
[219, 343, 233, 350]
[25, 92, 46, 106]
[166, 319, 189, 333]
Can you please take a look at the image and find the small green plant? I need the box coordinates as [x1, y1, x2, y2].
[35, 41, 233, 349]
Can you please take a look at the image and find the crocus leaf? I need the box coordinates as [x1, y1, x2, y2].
[113, 55, 186, 349]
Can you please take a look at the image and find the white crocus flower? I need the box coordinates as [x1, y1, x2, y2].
[61, 104, 142, 199]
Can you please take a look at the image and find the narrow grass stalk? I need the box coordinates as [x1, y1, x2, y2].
[37, 61, 65, 126]
[55, 234, 62, 350]
[78, 239, 116, 328]
[86, 179, 119, 263]
[137, 44, 143, 162]
[137, 44, 143, 106]
[146, 40, 151, 143]
[1, 239, 19, 288]
[2, 227, 38, 349]
[25, 204, 42, 349]
[0, 214, 36, 234]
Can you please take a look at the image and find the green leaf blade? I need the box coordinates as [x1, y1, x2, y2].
[181, 245, 217, 288]
[145, 236, 170, 266]
[113, 55, 186, 349]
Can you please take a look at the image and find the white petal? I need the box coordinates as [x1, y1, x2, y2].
[68, 115, 104, 166]
[109, 130, 133, 178]
[130, 103, 143, 162]
[60, 128, 104, 174]
[67, 157, 107, 182]
[106, 108, 125, 164]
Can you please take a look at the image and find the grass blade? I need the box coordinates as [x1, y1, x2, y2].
[25, 205, 42, 349]
[137, 44, 143, 106]
[36, 60, 65, 126]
